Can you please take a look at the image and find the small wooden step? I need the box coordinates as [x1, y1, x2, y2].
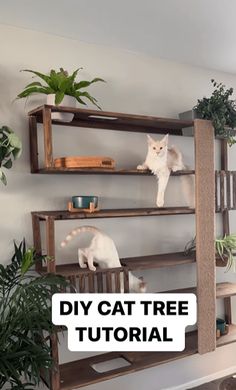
[58, 325, 236, 389]
[32, 207, 195, 221]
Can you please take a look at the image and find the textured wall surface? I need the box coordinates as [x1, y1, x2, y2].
[0, 23, 236, 390]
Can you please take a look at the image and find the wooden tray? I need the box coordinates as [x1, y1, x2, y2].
[67, 202, 99, 213]
[54, 156, 115, 169]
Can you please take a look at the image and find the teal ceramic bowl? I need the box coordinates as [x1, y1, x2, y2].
[72, 196, 98, 209]
[216, 318, 226, 334]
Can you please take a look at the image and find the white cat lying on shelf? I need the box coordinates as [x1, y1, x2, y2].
[137, 134, 194, 208]
[61, 225, 147, 293]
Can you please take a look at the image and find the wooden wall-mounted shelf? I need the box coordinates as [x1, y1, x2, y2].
[29, 105, 236, 390]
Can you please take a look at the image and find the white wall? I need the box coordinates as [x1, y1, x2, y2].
[1, 24, 236, 389]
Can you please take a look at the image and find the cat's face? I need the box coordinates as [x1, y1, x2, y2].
[138, 277, 147, 293]
[147, 134, 169, 157]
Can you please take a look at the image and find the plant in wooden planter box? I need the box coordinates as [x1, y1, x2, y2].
[17, 67, 105, 122]
[0, 126, 22, 185]
[184, 234, 236, 271]
[194, 79, 236, 146]
[0, 240, 68, 389]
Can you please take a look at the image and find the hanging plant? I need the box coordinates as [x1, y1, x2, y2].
[184, 234, 236, 271]
[194, 79, 236, 146]
[0, 126, 22, 185]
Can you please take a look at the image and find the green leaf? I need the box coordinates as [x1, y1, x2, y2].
[21, 249, 34, 275]
[21, 69, 51, 85]
[0, 169, 7, 185]
[54, 91, 65, 105]
[75, 77, 105, 90]
[25, 81, 43, 88]
[3, 159, 13, 169]
[8, 133, 22, 149]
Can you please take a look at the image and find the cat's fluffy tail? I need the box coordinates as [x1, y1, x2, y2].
[180, 165, 195, 208]
[61, 226, 101, 247]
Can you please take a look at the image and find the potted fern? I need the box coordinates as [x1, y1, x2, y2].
[179, 79, 236, 145]
[0, 240, 68, 389]
[17, 68, 105, 122]
[0, 126, 22, 185]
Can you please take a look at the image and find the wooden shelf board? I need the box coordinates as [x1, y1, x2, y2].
[36, 167, 194, 176]
[121, 251, 195, 270]
[28, 105, 194, 134]
[59, 331, 197, 390]
[162, 282, 236, 299]
[59, 325, 236, 389]
[40, 252, 196, 276]
[32, 207, 195, 221]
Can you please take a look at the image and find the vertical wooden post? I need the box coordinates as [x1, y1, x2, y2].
[32, 214, 42, 272]
[43, 106, 53, 168]
[221, 140, 230, 235]
[45, 217, 60, 390]
[46, 217, 56, 273]
[29, 115, 39, 173]
[220, 140, 232, 324]
[194, 119, 216, 354]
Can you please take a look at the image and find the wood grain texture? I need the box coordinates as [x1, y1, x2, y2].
[58, 325, 236, 390]
[32, 214, 42, 272]
[36, 167, 194, 175]
[224, 297, 232, 325]
[194, 119, 216, 354]
[42, 106, 53, 168]
[28, 105, 193, 133]
[29, 115, 39, 173]
[32, 207, 195, 221]
[45, 217, 56, 273]
[162, 282, 236, 299]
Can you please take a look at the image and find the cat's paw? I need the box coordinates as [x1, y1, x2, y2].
[89, 265, 96, 271]
[79, 263, 87, 268]
[156, 199, 164, 207]
[137, 164, 148, 171]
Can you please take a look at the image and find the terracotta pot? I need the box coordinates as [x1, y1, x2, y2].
[47, 94, 76, 122]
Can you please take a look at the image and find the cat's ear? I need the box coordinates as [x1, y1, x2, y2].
[161, 134, 169, 146]
[147, 134, 155, 145]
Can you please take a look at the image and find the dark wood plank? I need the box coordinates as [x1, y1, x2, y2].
[162, 282, 236, 299]
[32, 214, 42, 272]
[233, 172, 236, 209]
[28, 105, 194, 133]
[121, 251, 195, 270]
[42, 106, 53, 168]
[29, 115, 39, 173]
[220, 171, 225, 211]
[32, 207, 195, 221]
[88, 273, 95, 292]
[106, 271, 112, 292]
[59, 330, 198, 390]
[36, 167, 195, 176]
[226, 171, 231, 209]
[224, 297, 232, 325]
[194, 119, 216, 354]
[114, 270, 121, 292]
[45, 217, 56, 273]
